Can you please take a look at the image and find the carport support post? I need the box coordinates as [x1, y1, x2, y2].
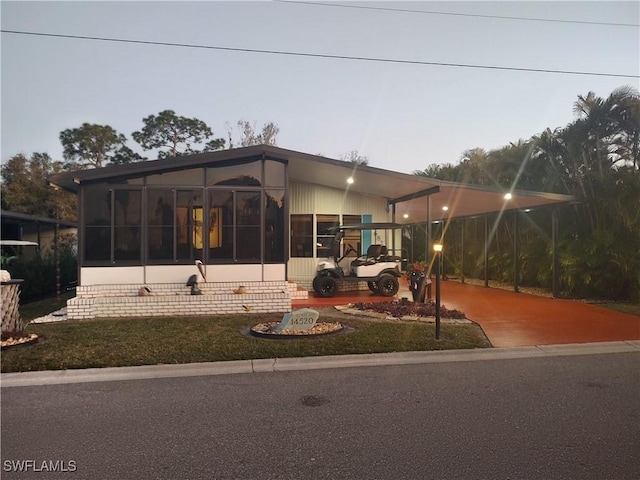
[426, 196, 431, 266]
[391, 203, 396, 256]
[513, 210, 519, 293]
[460, 219, 465, 284]
[552, 207, 559, 298]
[435, 262, 441, 340]
[433, 243, 442, 340]
[55, 222, 60, 297]
[484, 215, 489, 288]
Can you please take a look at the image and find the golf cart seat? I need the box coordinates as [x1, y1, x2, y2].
[350, 244, 384, 267]
[378, 245, 402, 262]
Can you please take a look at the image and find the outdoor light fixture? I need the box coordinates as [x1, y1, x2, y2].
[403, 213, 409, 219]
[504, 193, 513, 200]
[347, 177, 354, 184]
[433, 243, 443, 252]
[442, 206, 449, 211]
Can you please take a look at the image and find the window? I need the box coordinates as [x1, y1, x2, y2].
[316, 215, 339, 258]
[236, 191, 261, 261]
[82, 185, 141, 264]
[83, 184, 111, 262]
[147, 189, 204, 263]
[113, 190, 141, 262]
[342, 215, 362, 257]
[208, 190, 234, 261]
[176, 191, 204, 261]
[290, 214, 363, 258]
[146, 168, 204, 185]
[265, 190, 285, 262]
[148, 189, 174, 261]
[291, 214, 313, 258]
[207, 162, 262, 186]
[264, 160, 285, 187]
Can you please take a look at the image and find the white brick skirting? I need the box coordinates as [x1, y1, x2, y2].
[67, 281, 298, 320]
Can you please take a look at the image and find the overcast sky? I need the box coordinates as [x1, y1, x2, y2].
[1, 1, 638, 174]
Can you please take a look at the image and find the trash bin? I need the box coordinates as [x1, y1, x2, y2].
[409, 271, 432, 303]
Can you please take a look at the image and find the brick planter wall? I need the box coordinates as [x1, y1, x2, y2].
[67, 281, 298, 320]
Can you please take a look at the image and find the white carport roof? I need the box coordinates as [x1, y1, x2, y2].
[284, 148, 576, 223]
[50, 145, 577, 222]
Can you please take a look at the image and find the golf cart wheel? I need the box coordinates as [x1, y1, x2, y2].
[312, 275, 321, 293]
[317, 276, 338, 297]
[378, 275, 399, 297]
[367, 281, 379, 293]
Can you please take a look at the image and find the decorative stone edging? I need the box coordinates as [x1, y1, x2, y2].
[249, 321, 345, 339]
[1, 333, 41, 350]
[334, 305, 472, 324]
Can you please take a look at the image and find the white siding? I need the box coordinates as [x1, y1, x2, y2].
[81, 264, 285, 285]
[287, 181, 393, 284]
[81, 267, 145, 285]
[289, 181, 389, 218]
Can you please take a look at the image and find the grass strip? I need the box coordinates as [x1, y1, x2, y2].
[1, 314, 489, 373]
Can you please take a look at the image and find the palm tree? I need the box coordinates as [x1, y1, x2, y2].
[573, 86, 640, 174]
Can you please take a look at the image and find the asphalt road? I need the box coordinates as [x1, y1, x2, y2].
[2, 352, 639, 480]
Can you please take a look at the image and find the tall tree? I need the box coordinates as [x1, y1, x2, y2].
[1, 152, 76, 221]
[59, 123, 139, 169]
[573, 86, 640, 173]
[226, 120, 279, 148]
[411, 85, 640, 300]
[413, 163, 460, 181]
[133, 110, 225, 159]
[340, 150, 369, 165]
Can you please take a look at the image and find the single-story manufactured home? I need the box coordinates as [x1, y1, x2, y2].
[49, 145, 575, 318]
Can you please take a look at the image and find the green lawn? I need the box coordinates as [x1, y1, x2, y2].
[3, 297, 490, 373]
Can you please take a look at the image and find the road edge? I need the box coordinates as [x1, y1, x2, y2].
[2, 341, 639, 388]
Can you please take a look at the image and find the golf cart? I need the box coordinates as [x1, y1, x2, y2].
[312, 223, 403, 298]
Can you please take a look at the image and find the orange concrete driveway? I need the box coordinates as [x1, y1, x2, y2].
[293, 281, 640, 348]
[440, 281, 640, 347]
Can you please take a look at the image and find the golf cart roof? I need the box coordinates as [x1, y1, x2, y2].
[327, 223, 402, 232]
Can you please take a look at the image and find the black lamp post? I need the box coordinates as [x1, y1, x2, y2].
[433, 243, 443, 340]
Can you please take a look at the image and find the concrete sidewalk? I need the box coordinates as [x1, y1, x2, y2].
[2, 341, 638, 388]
